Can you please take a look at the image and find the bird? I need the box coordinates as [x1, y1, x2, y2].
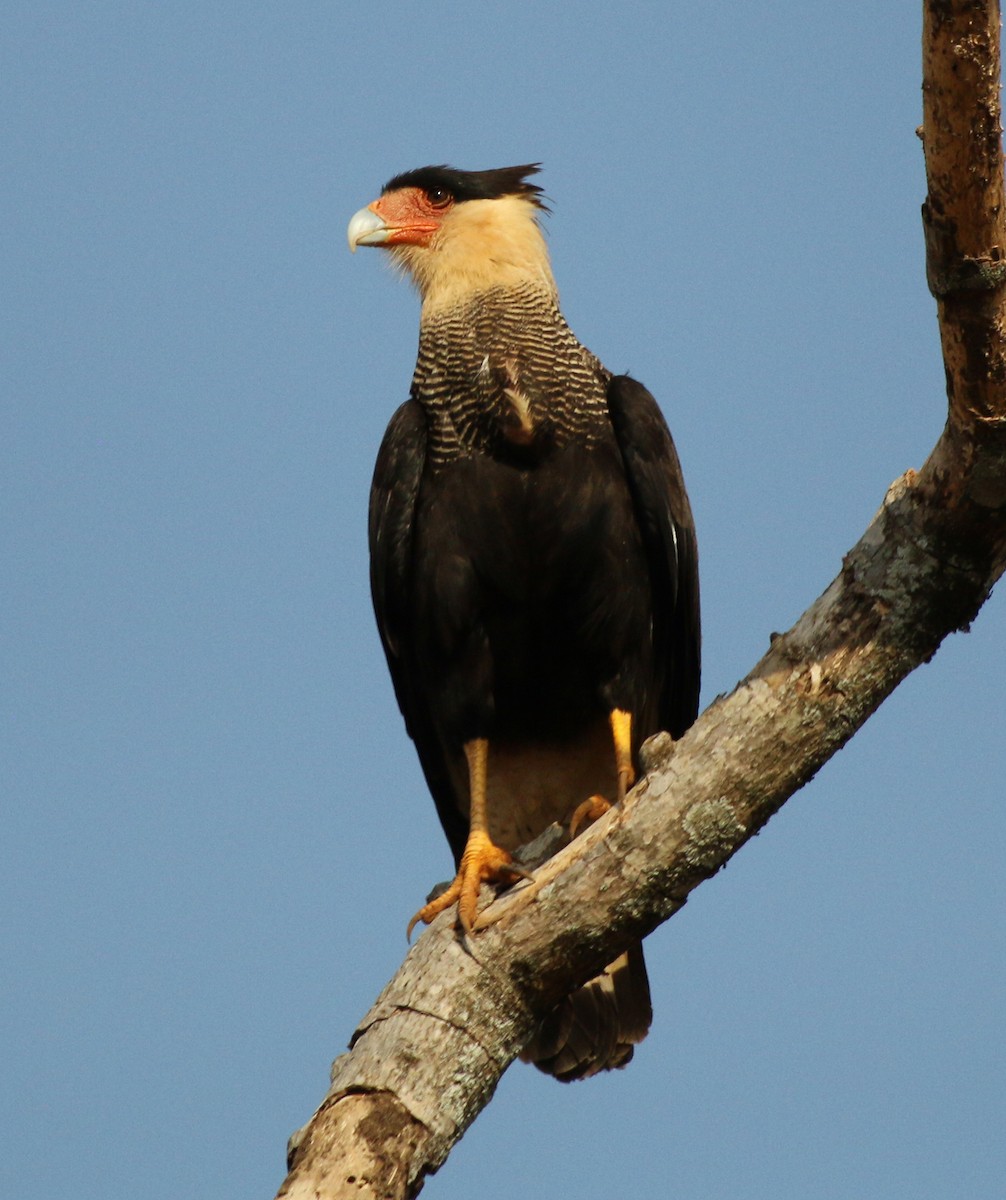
[347, 164, 700, 1081]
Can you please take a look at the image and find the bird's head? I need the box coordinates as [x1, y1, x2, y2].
[347, 164, 554, 308]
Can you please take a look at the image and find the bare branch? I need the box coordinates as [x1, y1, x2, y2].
[278, 5, 1006, 1196]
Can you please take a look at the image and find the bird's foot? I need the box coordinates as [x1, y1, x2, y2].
[568, 759, 635, 840]
[406, 830, 529, 939]
[568, 794, 612, 840]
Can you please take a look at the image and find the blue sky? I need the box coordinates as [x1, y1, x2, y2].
[3, 4, 1003, 1198]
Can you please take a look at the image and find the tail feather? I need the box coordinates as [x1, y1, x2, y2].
[520, 942, 652, 1082]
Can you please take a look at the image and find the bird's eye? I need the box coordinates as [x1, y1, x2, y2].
[425, 187, 452, 209]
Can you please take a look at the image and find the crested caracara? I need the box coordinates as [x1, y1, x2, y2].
[348, 164, 700, 1081]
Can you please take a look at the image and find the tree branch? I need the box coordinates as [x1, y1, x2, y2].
[277, 5, 1006, 1196]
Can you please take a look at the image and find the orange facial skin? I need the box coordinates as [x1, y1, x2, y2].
[368, 187, 454, 247]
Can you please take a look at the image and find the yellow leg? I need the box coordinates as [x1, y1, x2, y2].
[569, 708, 635, 838]
[610, 707, 635, 804]
[407, 738, 522, 938]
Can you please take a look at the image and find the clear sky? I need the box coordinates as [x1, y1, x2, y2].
[3, 4, 1003, 1198]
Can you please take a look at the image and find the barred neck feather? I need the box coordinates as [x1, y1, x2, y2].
[412, 280, 611, 468]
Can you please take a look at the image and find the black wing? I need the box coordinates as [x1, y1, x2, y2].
[368, 400, 468, 858]
[606, 375, 701, 739]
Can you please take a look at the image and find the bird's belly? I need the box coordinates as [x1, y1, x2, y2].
[416, 442, 653, 844]
[463, 716, 617, 851]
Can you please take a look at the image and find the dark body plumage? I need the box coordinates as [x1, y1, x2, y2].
[356, 166, 700, 1080]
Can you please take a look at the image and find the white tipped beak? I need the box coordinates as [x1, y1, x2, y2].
[347, 206, 389, 252]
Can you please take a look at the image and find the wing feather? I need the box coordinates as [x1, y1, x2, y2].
[368, 400, 468, 858]
[606, 375, 701, 738]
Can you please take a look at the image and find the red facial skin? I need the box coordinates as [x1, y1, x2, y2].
[368, 187, 454, 247]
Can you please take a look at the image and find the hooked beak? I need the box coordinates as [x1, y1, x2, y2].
[347, 204, 389, 253]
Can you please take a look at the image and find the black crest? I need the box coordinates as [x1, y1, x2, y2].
[382, 164, 547, 208]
